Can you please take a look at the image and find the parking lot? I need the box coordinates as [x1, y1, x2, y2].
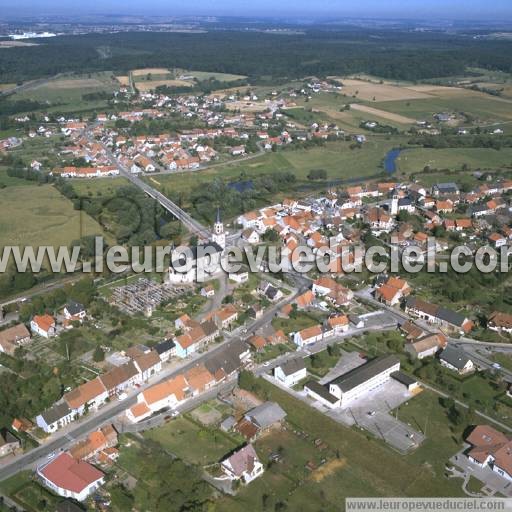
[325, 380, 425, 454]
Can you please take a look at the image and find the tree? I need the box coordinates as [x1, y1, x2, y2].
[307, 168, 327, 180]
[93, 345, 105, 363]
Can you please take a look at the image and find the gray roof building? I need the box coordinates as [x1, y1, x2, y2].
[40, 402, 72, 426]
[245, 401, 287, 429]
[279, 358, 306, 376]
[304, 380, 339, 404]
[329, 354, 399, 393]
[440, 346, 472, 371]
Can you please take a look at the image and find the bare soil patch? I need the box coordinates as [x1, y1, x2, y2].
[349, 103, 416, 124]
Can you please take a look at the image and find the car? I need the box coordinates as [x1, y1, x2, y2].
[492, 363, 501, 370]
[367, 411, 376, 417]
[263, 361, 270, 367]
[118, 392, 128, 401]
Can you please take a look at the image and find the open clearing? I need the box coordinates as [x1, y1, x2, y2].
[11, 72, 118, 108]
[115, 75, 130, 86]
[337, 78, 433, 102]
[186, 70, 247, 82]
[0, 184, 108, 247]
[45, 78, 107, 89]
[0, 41, 38, 48]
[131, 68, 171, 76]
[396, 147, 512, 174]
[135, 79, 192, 91]
[374, 91, 512, 122]
[350, 103, 417, 124]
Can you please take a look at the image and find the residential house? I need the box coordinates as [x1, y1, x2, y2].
[213, 305, 238, 330]
[374, 276, 411, 307]
[63, 301, 86, 322]
[99, 361, 139, 398]
[0, 430, 20, 457]
[30, 314, 56, 338]
[221, 444, 264, 484]
[63, 377, 108, 416]
[293, 324, 323, 348]
[37, 452, 105, 501]
[488, 311, 512, 334]
[439, 346, 474, 374]
[0, 324, 31, 355]
[69, 425, 118, 462]
[274, 358, 307, 387]
[466, 425, 512, 481]
[405, 333, 447, 360]
[133, 350, 162, 382]
[184, 364, 216, 395]
[36, 402, 75, 433]
[154, 339, 176, 362]
[405, 297, 474, 334]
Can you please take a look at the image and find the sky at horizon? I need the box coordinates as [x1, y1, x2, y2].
[1, 0, 511, 21]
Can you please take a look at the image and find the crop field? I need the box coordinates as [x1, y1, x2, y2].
[131, 67, 171, 76]
[349, 103, 417, 124]
[396, 147, 512, 174]
[115, 75, 130, 86]
[335, 78, 433, 102]
[0, 184, 108, 247]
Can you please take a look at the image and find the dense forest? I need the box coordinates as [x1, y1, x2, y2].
[1, 27, 512, 83]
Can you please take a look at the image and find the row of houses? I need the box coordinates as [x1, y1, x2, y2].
[35, 342, 170, 433]
[127, 339, 251, 422]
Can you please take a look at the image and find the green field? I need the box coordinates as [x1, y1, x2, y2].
[69, 176, 131, 197]
[187, 70, 247, 82]
[396, 147, 512, 174]
[0, 471, 59, 512]
[149, 137, 400, 199]
[10, 72, 118, 112]
[218, 378, 464, 512]
[372, 94, 512, 123]
[144, 415, 242, 465]
[0, 184, 108, 247]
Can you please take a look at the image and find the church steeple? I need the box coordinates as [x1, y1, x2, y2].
[212, 208, 226, 249]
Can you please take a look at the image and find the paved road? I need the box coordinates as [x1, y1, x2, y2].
[86, 128, 209, 238]
[0, 285, 299, 482]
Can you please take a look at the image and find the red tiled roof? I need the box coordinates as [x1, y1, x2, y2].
[40, 452, 104, 493]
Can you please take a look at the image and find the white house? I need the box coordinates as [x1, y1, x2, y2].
[293, 325, 323, 348]
[38, 452, 105, 501]
[30, 314, 56, 338]
[63, 300, 86, 321]
[274, 358, 307, 387]
[36, 402, 75, 434]
[221, 444, 264, 484]
[229, 270, 249, 284]
[439, 346, 474, 374]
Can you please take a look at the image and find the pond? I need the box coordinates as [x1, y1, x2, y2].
[384, 148, 403, 174]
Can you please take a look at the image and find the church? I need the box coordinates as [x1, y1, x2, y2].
[168, 209, 227, 284]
